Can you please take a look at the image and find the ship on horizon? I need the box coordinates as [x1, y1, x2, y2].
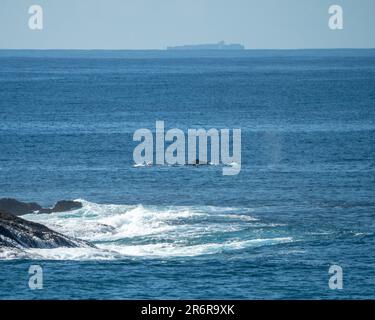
[167, 41, 245, 51]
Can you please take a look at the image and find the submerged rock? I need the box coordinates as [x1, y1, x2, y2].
[0, 211, 92, 249]
[0, 198, 42, 216]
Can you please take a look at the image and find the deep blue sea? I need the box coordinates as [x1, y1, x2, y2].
[0, 49, 374, 299]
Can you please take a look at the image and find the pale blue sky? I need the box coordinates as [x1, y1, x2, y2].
[1, 0, 374, 49]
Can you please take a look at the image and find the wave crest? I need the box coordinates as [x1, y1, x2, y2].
[4, 200, 292, 260]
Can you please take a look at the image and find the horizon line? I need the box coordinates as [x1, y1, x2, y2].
[1, 47, 375, 51]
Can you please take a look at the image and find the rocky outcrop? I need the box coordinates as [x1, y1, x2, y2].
[0, 198, 83, 216]
[0, 198, 42, 216]
[39, 200, 83, 214]
[0, 211, 92, 249]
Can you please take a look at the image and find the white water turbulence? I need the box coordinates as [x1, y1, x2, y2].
[7, 200, 293, 261]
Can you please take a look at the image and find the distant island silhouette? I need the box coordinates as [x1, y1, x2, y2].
[167, 41, 245, 51]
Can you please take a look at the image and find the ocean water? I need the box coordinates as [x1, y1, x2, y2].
[0, 50, 374, 299]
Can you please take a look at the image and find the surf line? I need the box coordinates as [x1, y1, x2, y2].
[141, 304, 175, 318]
[133, 121, 241, 175]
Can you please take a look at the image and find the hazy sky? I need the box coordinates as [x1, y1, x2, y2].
[1, 0, 374, 49]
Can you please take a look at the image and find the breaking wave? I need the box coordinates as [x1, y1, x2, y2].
[2, 200, 293, 260]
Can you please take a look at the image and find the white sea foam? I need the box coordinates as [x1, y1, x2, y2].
[99, 237, 293, 258]
[0, 248, 29, 260]
[17, 237, 293, 261]
[133, 162, 152, 167]
[2, 200, 292, 260]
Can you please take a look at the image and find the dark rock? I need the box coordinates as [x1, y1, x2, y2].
[38, 200, 83, 214]
[0, 198, 83, 216]
[0, 198, 42, 216]
[0, 211, 93, 249]
[51, 200, 82, 212]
